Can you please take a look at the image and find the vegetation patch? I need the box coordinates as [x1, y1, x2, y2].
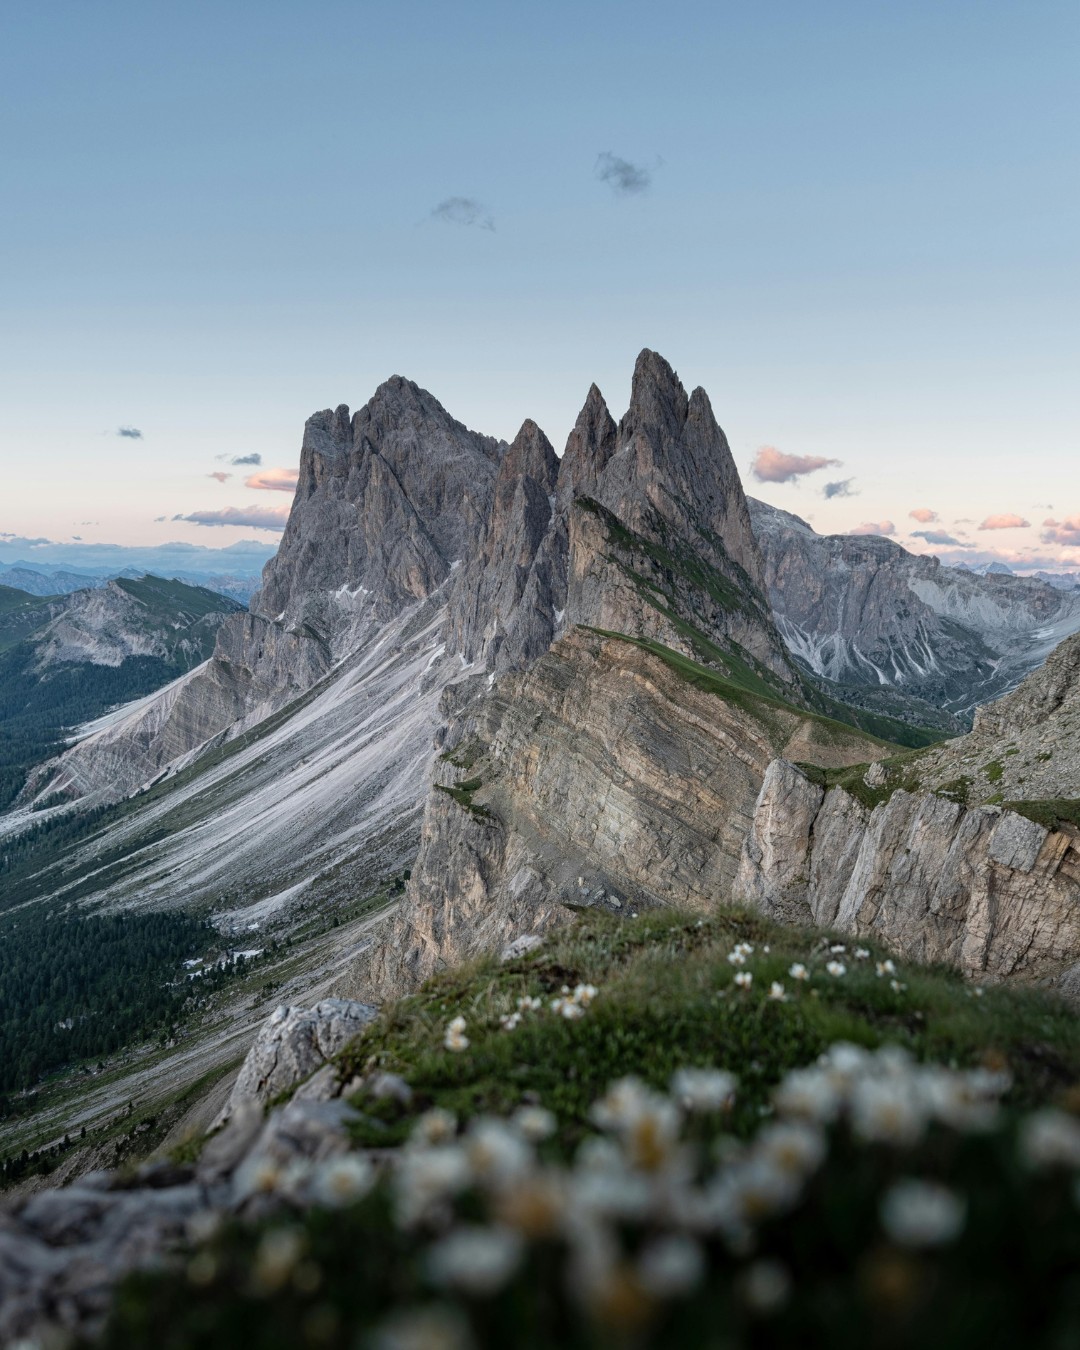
[435, 777, 493, 820]
[101, 907, 1080, 1350]
[1003, 799, 1080, 833]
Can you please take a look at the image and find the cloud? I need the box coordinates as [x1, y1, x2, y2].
[430, 197, 495, 231]
[172, 506, 290, 532]
[208, 471, 232, 483]
[979, 513, 1031, 530]
[594, 151, 652, 196]
[751, 446, 841, 484]
[912, 529, 967, 547]
[849, 520, 896, 537]
[822, 479, 856, 499]
[909, 508, 938, 524]
[1042, 516, 1080, 548]
[245, 467, 299, 493]
[117, 426, 143, 439]
[218, 453, 263, 466]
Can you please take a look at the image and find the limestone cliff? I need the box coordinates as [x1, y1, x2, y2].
[363, 628, 891, 996]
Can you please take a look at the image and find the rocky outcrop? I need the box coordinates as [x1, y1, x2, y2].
[216, 999, 377, 1125]
[749, 498, 1080, 723]
[366, 627, 890, 996]
[737, 759, 1080, 989]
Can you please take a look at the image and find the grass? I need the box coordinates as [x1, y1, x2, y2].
[338, 906, 1080, 1151]
[1004, 799, 1080, 833]
[99, 907, 1080, 1350]
[797, 753, 926, 812]
[585, 628, 896, 762]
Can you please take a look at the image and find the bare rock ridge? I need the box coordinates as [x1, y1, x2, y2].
[749, 497, 1080, 724]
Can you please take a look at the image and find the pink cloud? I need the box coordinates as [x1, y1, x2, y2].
[908, 507, 938, 524]
[173, 506, 290, 532]
[750, 446, 841, 483]
[1042, 516, 1080, 548]
[207, 471, 231, 483]
[849, 520, 896, 537]
[245, 467, 300, 493]
[978, 513, 1030, 531]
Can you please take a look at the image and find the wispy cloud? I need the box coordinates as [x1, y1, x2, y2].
[751, 446, 841, 484]
[595, 152, 651, 196]
[1042, 516, 1080, 548]
[909, 507, 938, 524]
[822, 479, 856, 499]
[218, 453, 263, 466]
[849, 520, 896, 537]
[208, 471, 232, 483]
[979, 513, 1030, 530]
[245, 467, 299, 493]
[912, 528, 968, 547]
[117, 426, 143, 439]
[429, 197, 495, 231]
[173, 506, 289, 532]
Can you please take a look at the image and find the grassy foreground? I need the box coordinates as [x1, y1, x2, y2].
[103, 907, 1080, 1349]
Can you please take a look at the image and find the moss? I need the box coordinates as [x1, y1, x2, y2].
[435, 779, 493, 820]
[985, 760, 1005, 783]
[1002, 799, 1080, 832]
[797, 754, 925, 812]
[937, 775, 974, 807]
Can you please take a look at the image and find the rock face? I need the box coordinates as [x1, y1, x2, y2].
[217, 999, 377, 1124]
[367, 628, 891, 996]
[737, 759, 1080, 988]
[749, 498, 1080, 723]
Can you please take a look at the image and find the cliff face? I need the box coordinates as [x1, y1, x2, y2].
[737, 759, 1080, 989]
[363, 628, 890, 997]
[749, 498, 1080, 722]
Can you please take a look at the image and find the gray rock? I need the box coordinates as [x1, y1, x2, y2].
[217, 999, 377, 1125]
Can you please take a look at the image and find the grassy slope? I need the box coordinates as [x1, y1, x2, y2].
[104, 907, 1080, 1350]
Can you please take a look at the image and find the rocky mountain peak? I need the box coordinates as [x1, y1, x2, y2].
[498, 419, 558, 494]
[556, 383, 617, 508]
[620, 347, 689, 443]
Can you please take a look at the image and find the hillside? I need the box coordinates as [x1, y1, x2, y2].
[0, 577, 242, 810]
[6, 908, 1080, 1346]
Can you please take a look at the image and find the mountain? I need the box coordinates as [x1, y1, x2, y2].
[748, 498, 1080, 723]
[0, 560, 259, 604]
[0, 576, 242, 810]
[0, 565, 106, 596]
[5, 352, 1080, 1185]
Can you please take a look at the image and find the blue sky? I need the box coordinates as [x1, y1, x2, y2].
[2, 0, 1077, 569]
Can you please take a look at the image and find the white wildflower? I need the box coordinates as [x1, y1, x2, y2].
[466, 1118, 532, 1185]
[734, 971, 753, 989]
[767, 981, 787, 1002]
[756, 1120, 827, 1177]
[788, 963, 810, 981]
[444, 1016, 469, 1053]
[637, 1234, 705, 1296]
[727, 950, 748, 967]
[854, 947, 871, 960]
[741, 1258, 792, 1313]
[852, 1077, 927, 1146]
[252, 1227, 304, 1292]
[829, 944, 846, 955]
[773, 1067, 841, 1123]
[825, 961, 846, 978]
[876, 959, 897, 977]
[371, 1305, 472, 1350]
[973, 986, 985, 998]
[412, 1108, 458, 1147]
[890, 979, 908, 993]
[427, 1225, 523, 1296]
[500, 1012, 522, 1031]
[670, 1067, 737, 1113]
[232, 1155, 283, 1203]
[880, 1179, 966, 1247]
[395, 1146, 472, 1227]
[552, 997, 586, 1020]
[513, 1104, 557, 1142]
[1019, 1110, 1080, 1169]
[573, 983, 598, 1007]
[517, 995, 543, 1012]
[734, 941, 754, 956]
[311, 1154, 375, 1208]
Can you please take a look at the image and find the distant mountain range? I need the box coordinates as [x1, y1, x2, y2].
[0, 560, 261, 604]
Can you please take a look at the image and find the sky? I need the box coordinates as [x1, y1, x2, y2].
[1, 0, 1077, 573]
